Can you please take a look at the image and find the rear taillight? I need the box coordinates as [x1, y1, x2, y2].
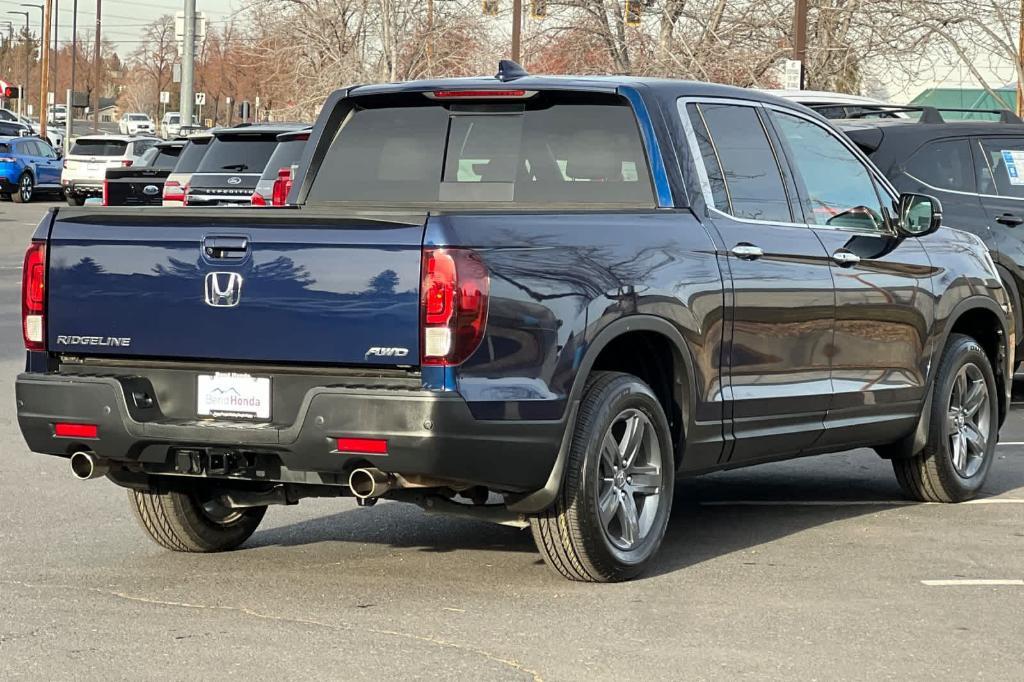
[271, 167, 293, 206]
[182, 183, 190, 206]
[251, 192, 267, 206]
[62, 159, 68, 169]
[420, 249, 489, 366]
[121, 159, 133, 167]
[22, 241, 46, 351]
[101, 179, 108, 206]
[163, 180, 184, 203]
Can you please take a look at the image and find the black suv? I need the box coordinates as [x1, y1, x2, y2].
[840, 107, 1024, 365]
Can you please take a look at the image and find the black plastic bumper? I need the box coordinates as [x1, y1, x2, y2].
[0, 177, 17, 194]
[16, 372, 563, 492]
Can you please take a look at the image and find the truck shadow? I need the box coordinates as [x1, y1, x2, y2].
[247, 447, 1024, 580]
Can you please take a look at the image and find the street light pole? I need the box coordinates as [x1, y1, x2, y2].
[91, 0, 99, 131]
[21, 4, 43, 127]
[180, 0, 195, 130]
[38, 0, 51, 139]
[8, 11, 30, 118]
[67, 0, 76, 151]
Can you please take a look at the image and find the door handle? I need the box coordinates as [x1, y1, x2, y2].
[996, 213, 1024, 227]
[831, 250, 861, 267]
[731, 244, 764, 260]
[203, 236, 250, 260]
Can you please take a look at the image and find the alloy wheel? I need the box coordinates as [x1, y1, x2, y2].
[19, 175, 32, 202]
[596, 408, 663, 550]
[946, 362, 990, 478]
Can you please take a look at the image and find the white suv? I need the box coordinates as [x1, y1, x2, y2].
[61, 135, 159, 205]
[119, 113, 156, 136]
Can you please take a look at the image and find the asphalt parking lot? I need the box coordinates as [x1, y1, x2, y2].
[1, 199, 1022, 680]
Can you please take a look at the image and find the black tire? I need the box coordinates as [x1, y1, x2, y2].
[128, 487, 266, 552]
[65, 194, 84, 206]
[530, 371, 675, 582]
[0, 193, 9, 201]
[11, 172, 32, 203]
[893, 334, 998, 502]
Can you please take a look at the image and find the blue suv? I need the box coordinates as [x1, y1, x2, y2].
[0, 135, 62, 203]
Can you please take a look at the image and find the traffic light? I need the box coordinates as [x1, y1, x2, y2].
[532, 0, 547, 18]
[624, 0, 642, 26]
[3, 85, 21, 99]
[482, 0, 499, 16]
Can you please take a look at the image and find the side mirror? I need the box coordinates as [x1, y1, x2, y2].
[895, 193, 942, 237]
[54, 147, 63, 159]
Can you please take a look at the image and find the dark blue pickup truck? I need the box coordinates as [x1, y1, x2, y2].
[16, 65, 1013, 581]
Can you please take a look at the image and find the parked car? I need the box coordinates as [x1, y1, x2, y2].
[839, 106, 1024, 368]
[119, 112, 156, 136]
[61, 135, 159, 205]
[0, 135, 62, 202]
[102, 139, 186, 206]
[15, 66, 1012, 583]
[764, 89, 907, 119]
[47, 104, 67, 125]
[186, 123, 306, 206]
[251, 127, 310, 205]
[0, 120, 32, 138]
[160, 112, 200, 139]
[162, 131, 213, 206]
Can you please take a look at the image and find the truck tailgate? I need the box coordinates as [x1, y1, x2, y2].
[47, 208, 425, 366]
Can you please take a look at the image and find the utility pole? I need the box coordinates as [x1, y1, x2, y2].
[792, 0, 807, 89]
[91, 0, 99, 131]
[1017, 0, 1023, 116]
[180, 0, 195, 130]
[21, 4, 43, 123]
[511, 0, 521, 63]
[52, 0, 58, 107]
[38, 0, 50, 138]
[66, 0, 76, 151]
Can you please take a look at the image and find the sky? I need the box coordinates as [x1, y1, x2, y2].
[0, 0, 239, 50]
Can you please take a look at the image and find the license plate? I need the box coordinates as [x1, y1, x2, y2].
[197, 373, 271, 420]
[86, 164, 99, 171]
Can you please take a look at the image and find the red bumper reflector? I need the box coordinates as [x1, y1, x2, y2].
[55, 422, 98, 439]
[336, 437, 388, 455]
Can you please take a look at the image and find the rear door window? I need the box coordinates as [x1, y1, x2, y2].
[904, 139, 975, 193]
[685, 102, 792, 222]
[71, 139, 128, 156]
[308, 93, 654, 205]
[259, 137, 308, 181]
[197, 135, 280, 174]
[150, 146, 183, 168]
[976, 138, 1024, 199]
[173, 139, 212, 173]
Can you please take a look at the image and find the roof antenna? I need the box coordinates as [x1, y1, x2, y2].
[496, 60, 529, 82]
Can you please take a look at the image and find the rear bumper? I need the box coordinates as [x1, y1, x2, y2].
[0, 176, 18, 193]
[63, 180, 102, 196]
[16, 371, 563, 492]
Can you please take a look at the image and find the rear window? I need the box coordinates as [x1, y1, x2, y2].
[167, 115, 181, 124]
[197, 134, 280, 174]
[0, 143, 10, 153]
[172, 138, 212, 173]
[307, 93, 654, 205]
[129, 114, 149, 121]
[71, 139, 128, 156]
[149, 146, 183, 168]
[259, 137, 308, 181]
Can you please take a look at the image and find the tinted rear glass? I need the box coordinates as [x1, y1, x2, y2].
[150, 146, 183, 168]
[308, 93, 654, 205]
[259, 137, 308, 181]
[0, 143, 10, 153]
[197, 135, 280, 174]
[173, 138, 212, 173]
[71, 139, 128, 156]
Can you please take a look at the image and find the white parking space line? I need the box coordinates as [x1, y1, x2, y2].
[998, 441, 1024, 445]
[921, 579, 1024, 587]
[700, 498, 1024, 507]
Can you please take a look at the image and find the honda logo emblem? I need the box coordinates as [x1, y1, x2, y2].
[204, 272, 243, 307]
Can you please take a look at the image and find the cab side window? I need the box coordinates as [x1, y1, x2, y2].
[771, 111, 887, 231]
[905, 139, 975, 193]
[686, 102, 792, 223]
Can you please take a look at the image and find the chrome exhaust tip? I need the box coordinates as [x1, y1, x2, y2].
[348, 467, 395, 500]
[70, 451, 110, 481]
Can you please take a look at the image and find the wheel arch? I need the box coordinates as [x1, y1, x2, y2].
[883, 296, 1010, 460]
[507, 315, 697, 513]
